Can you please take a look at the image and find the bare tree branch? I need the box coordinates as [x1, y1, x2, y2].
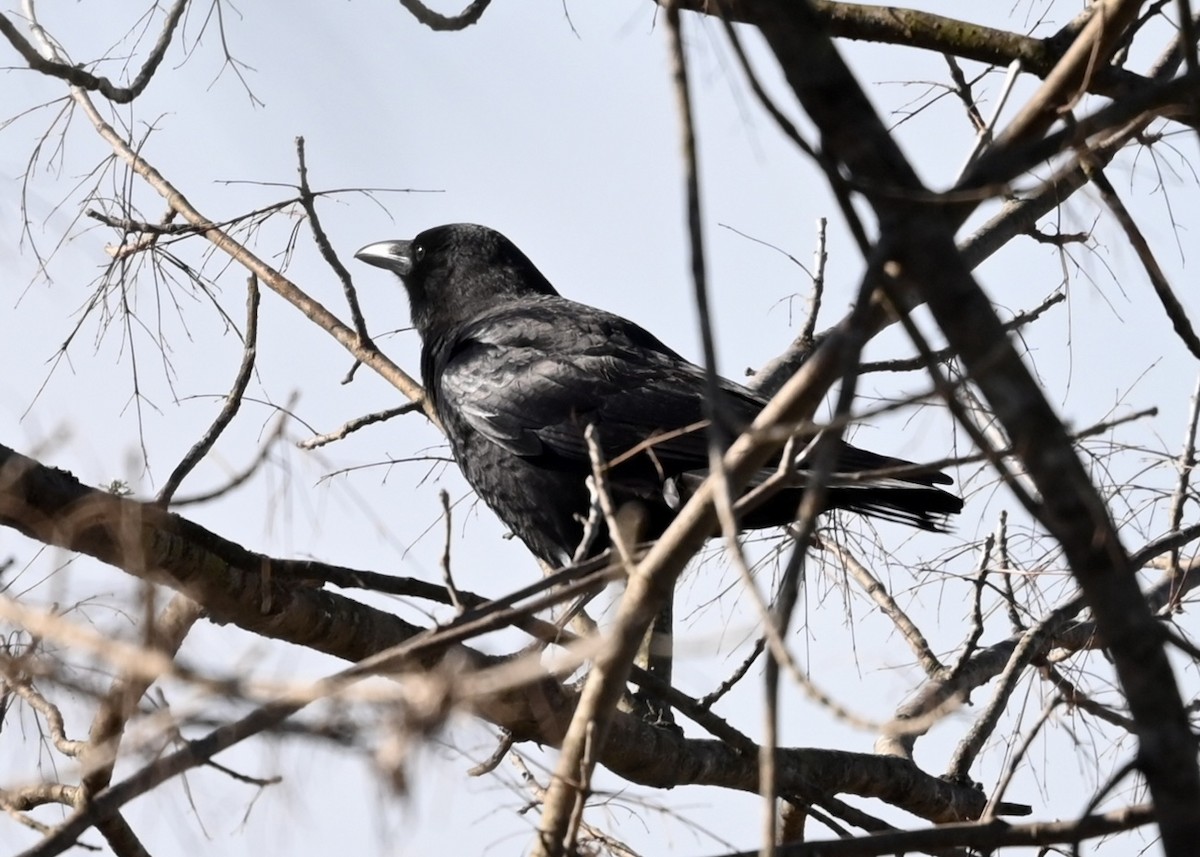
[743, 5, 1200, 851]
[679, 0, 1156, 99]
[398, 0, 491, 30]
[0, 1, 186, 104]
[716, 802, 1154, 857]
[0, 444, 1008, 833]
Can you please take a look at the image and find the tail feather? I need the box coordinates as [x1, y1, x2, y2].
[736, 482, 963, 533]
[671, 439, 964, 533]
[825, 485, 964, 532]
[825, 441, 954, 487]
[737, 438, 964, 532]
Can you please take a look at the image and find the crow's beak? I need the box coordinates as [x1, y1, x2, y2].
[354, 240, 414, 277]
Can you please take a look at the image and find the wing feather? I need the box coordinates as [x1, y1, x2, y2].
[431, 299, 762, 471]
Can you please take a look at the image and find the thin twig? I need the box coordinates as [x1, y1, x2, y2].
[158, 275, 260, 505]
[860, 290, 1065, 374]
[296, 136, 373, 347]
[945, 605, 1085, 781]
[584, 426, 638, 573]
[19, 9, 434, 422]
[1080, 156, 1200, 359]
[439, 489, 463, 611]
[467, 731, 514, 777]
[1041, 663, 1136, 730]
[699, 638, 766, 710]
[1167, 374, 1200, 593]
[0, 0, 186, 103]
[946, 531, 995, 690]
[955, 59, 1024, 179]
[534, 7, 709, 851]
[983, 696, 1062, 820]
[831, 544, 942, 676]
[298, 403, 421, 449]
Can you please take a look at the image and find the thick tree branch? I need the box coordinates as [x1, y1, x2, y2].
[739, 4, 1200, 852]
[715, 802, 1154, 857]
[680, 0, 1153, 99]
[0, 443, 1007, 843]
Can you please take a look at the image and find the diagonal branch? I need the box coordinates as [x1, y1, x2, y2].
[16, 10, 435, 424]
[1081, 157, 1200, 360]
[990, 0, 1147, 150]
[743, 2, 1200, 852]
[0, 443, 1009, 836]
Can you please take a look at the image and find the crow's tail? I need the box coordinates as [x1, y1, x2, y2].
[736, 439, 964, 532]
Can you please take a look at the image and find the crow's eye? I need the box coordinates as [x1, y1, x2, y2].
[413, 243, 426, 263]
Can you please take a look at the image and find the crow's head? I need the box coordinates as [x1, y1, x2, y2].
[355, 223, 558, 338]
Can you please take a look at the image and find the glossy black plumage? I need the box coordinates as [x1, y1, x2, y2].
[356, 223, 962, 566]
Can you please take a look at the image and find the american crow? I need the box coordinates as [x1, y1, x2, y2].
[356, 223, 962, 567]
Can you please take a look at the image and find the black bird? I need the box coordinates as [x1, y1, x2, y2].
[356, 223, 962, 567]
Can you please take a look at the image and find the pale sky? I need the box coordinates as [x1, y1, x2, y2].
[0, 2, 1192, 855]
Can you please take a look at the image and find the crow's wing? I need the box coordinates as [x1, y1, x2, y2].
[430, 296, 958, 514]
[430, 297, 762, 472]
